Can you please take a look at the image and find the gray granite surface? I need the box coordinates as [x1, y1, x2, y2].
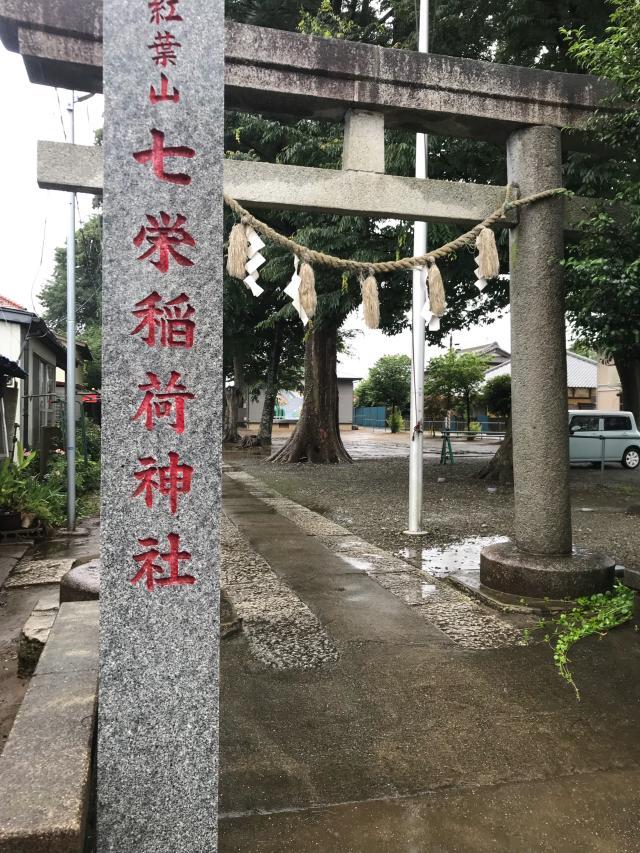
[99, 1, 223, 850]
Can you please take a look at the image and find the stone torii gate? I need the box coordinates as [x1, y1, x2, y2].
[0, 1, 618, 848]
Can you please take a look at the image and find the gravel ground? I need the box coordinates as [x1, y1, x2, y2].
[226, 452, 640, 574]
[221, 513, 339, 669]
[226, 469, 524, 648]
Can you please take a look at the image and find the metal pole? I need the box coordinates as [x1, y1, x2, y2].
[406, 0, 429, 534]
[66, 94, 76, 530]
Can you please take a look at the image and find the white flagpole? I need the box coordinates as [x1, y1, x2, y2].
[406, 0, 429, 534]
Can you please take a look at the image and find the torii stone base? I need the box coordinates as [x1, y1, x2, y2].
[480, 542, 616, 600]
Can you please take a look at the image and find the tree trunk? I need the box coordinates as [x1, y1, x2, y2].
[257, 323, 284, 446]
[223, 356, 244, 444]
[615, 355, 640, 423]
[477, 420, 513, 484]
[269, 323, 352, 464]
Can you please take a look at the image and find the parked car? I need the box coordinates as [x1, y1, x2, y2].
[568, 410, 640, 469]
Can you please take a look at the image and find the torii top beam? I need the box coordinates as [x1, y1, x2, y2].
[0, 1, 611, 148]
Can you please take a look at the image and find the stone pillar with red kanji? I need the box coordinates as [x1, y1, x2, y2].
[100, 1, 222, 849]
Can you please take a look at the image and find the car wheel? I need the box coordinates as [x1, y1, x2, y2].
[622, 446, 640, 470]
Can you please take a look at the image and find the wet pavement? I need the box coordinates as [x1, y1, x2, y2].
[220, 467, 640, 852]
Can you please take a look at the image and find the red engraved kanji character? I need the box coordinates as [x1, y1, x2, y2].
[131, 533, 195, 591]
[133, 129, 194, 185]
[132, 292, 196, 349]
[133, 451, 193, 514]
[148, 31, 181, 67]
[133, 212, 195, 273]
[148, 0, 183, 24]
[133, 370, 195, 434]
[150, 72, 180, 104]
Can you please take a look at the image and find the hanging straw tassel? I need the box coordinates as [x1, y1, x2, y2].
[226, 222, 248, 280]
[427, 257, 446, 317]
[361, 272, 380, 329]
[298, 261, 317, 318]
[475, 226, 500, 279]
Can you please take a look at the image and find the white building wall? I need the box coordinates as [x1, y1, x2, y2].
[0, 322, 25, 456]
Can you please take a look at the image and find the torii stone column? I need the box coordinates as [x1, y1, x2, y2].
[481, 125, 614, 598]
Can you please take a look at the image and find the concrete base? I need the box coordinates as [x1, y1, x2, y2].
[60, 560, 100, 603]
[622, 567, 640, 632]
[480, 541, 615, 599]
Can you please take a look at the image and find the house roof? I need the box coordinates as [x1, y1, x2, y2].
[0, 297, 67, 368]
[56, 337, 94, 362]
[485, 351, 598, 389]
[459, 341, 511, 360]
[0, 295, 26, 310]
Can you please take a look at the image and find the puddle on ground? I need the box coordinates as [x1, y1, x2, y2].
[398, 535, 509, 582]
[339, 555, 374, 573]
[30, 538, 77, 560]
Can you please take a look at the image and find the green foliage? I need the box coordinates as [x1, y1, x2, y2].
[468, 420, 481, 434]
[525, 582, 635, 699]
[39, 214, 102, 334]
[0, 445, 65, 527]
[561, 1, 640, 415]
[353, 377, 374, 408]
[359, 355, 412, 412]
[386, 408, 405, 433]
[39, 214, 103, 387]
[481, 374, 512, 418]
[424, 350, 490, 415]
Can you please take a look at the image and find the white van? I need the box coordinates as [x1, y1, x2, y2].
[568, 410, 640, 469]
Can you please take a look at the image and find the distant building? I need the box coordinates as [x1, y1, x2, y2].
[484, 351, 598, 409]
[596, 359, 621, 411]
[0, 295, 67, 454]
[244, 366, 361, 429]
[459, 341, 511, 370]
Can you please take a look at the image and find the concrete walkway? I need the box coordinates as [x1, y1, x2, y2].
[220, 472, 640, 852]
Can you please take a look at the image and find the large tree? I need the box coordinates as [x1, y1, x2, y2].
[477, 374, 514, 483]
[39, 213, 103, 388]
[224, 0, 611, 463]
[562, 0, 640, 421]
[355, 355, 411, 414]
[424, 350, 490, 425]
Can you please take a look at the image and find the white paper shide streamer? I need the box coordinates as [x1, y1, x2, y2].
[284, 256, 309, 325]
[419, 266, 442, 332]
[243, 226, 266, 296]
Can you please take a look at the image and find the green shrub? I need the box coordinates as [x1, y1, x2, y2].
[386, 408, 404, 434]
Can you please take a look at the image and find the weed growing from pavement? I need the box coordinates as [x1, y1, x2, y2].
[524, 582, 635, 699]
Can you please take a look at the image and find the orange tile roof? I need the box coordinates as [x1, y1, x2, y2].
[0, 295, 27, 311]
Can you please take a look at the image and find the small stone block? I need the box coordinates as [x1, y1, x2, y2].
[5, 558, 75, 588]
[60, 560, 100, 603]
[342, 109, 385, 173]
[623, 566, 640, 592]
[480, 541, 615, 599]
[0, 602, 98, 853]
[18, 595, 60, 676]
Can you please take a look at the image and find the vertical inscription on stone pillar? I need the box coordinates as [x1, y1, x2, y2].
[100, 1, 223, 850]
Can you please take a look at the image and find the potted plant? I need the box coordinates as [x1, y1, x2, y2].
[0, 444, 43, 530]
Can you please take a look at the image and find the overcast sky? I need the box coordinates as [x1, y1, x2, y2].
[1, 40, 511, 376]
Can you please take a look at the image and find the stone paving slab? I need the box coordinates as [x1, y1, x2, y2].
[5, 558, 76, 588]
[0, 602, 98, 853]
[220, 768, 640, 852]
[225, 468, 523, 650]
[18, 592, 60, 677]
[0, 544, 30, 589]
[222, 515, 338, 670]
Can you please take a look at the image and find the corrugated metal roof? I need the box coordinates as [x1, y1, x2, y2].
[485, 352, 597, 388]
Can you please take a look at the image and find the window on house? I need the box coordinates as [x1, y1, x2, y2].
[33, 356, 57, 443]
